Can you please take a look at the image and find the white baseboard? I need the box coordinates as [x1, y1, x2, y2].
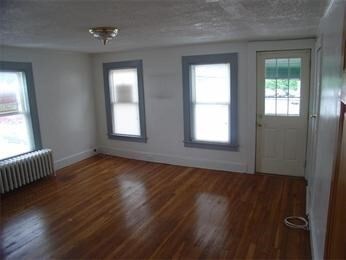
[98, 146, 247, 173]
[54, 149, 96, 170]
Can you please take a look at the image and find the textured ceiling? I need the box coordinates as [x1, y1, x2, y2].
[0, 0, 327, 53]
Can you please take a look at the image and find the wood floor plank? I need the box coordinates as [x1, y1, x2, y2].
[0, 154, 310, 259]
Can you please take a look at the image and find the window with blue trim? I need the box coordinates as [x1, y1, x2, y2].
[182, 53, 238, 151]
[0, 61, 42, 160]
[103, 60, 147, 142]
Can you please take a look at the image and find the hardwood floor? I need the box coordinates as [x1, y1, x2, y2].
[0, 155, 310, 259]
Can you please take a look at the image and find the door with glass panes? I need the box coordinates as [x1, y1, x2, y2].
[256, 50, 310, 176]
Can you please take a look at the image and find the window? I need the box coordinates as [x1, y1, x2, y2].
[103, 60, 147, 142]
[0, 61, 41, 160]
[182, 53, 238, 150]
[264, 58, 302, 116]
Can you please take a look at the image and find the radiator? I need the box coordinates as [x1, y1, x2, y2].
[0, 149, 54, 194]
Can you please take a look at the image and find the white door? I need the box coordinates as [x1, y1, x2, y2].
[256, 50, 311, 176]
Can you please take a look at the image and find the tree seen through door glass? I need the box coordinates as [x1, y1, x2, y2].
[264, 58, 301, 116]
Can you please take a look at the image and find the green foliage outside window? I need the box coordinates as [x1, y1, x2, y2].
[265, 79, 300, 91]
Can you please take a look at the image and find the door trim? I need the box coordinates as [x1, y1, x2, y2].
[306, 39, 323, 215]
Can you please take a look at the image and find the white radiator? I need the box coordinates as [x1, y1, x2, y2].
[0, 149, 54, 194]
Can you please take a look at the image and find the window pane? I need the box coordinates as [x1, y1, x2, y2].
[289, 79, 301, 98]
[109, 68, 139, 103]
[191, 64, 230, 104]
[289, 58, 301, 78]
[0, 72, 28, 114]
[265, 97, 276, 115]
[264, 58, 302, 116]
[112, 104, 140, 136]
[265, 79, 276, 97]
[277, 79, 289, 98]
[277, 59, 289, 79]
[0, 114, 33, 160]
[0, 71, 34, 160]
[288, 58, 301, 116]
[289, 98, 300, 115]
[109, 68, 141, 136]
[193, 104, 229, 143]
[265, 59, 277, 79]
[276, 98, 289, 115]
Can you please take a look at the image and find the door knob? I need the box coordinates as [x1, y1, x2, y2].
[257, 123, 263, 127]
[310, 114, 317, 119]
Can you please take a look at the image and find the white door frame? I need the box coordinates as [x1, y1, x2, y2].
[306, 37, 323, 215]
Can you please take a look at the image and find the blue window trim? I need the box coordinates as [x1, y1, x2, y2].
[0, 61, 42, 154]
[182, 53, 239, 151]
[103, 60, 147, 143]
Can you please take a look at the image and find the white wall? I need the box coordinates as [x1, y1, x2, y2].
[309, 1, 345, 259]
[92, 39, 315, 173]
[0, 46, 97, 169]
[0, 39, 315, 174]
[92, 42, 248, 172]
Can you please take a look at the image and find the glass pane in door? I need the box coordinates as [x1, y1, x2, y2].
[264, 58, 301, 116]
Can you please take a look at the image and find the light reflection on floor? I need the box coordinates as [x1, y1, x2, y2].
[194, 193, 229, 248]
[1, 209, 49, 257]
[117, 175, 154, 240]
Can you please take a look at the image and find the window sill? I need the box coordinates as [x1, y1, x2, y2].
[108, 134, 147, 143]
[184, 140, 239, 151]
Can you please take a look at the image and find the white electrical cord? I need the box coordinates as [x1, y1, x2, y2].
[284, 216, 309, 230]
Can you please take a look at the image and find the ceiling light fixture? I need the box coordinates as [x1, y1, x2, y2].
[89, 27, 119, 45]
